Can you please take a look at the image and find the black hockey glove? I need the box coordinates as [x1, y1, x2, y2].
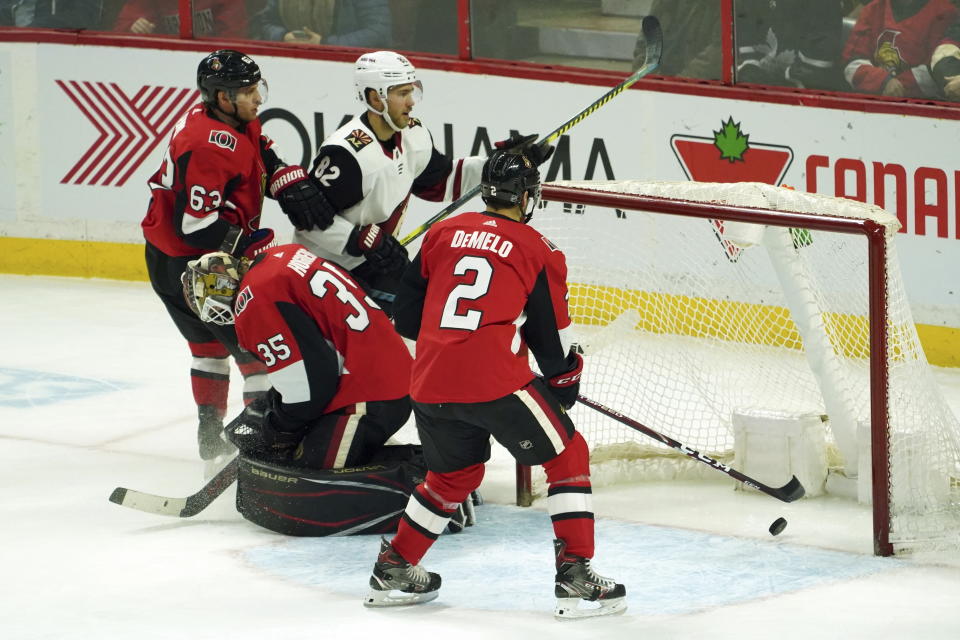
[225, 391, 305, 462]
[494, 132, 555, 166]
[269, 165, 337, 231]
[545, 351, 584, 411]
[347, 224, 410, 275]
[221, 226, 276, 259]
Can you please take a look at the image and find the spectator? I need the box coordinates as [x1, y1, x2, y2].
[736, 0, 845, 91]
[250, 0, 391, 48]
[114, 0, 247, 38]
[0, 0, 102, 28]
[843, 0, 958, 98]
[649, 0, 722, 80]
[932, 15, 960, 100]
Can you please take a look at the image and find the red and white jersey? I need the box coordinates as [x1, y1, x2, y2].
[396, 212, 575, 404]
[294, 112, 483, 270]
[142, 104, 271, 257]
[115, 0, 248, 38]
[843, 0, 957, 97]
[234, 244, 411, 416]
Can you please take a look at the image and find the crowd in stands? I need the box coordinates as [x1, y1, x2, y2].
[4, 0, 960, 102]
[655, 0, 960, 100]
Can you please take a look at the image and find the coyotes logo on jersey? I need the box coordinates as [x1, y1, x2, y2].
[346, 129, 373, 150]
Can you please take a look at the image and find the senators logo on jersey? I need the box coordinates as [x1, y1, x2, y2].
[346, 129, 373, 151]
[209, 130, 238, 151]
[235, 285, 254, 316]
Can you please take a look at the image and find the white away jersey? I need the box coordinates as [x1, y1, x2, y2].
[294, 112, 483, 270]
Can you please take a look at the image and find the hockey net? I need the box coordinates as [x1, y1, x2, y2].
[522, 179, 960, 556]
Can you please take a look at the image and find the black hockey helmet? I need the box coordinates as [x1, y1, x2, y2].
[481, 150, 541, 221]
[197, 50, 263, 105]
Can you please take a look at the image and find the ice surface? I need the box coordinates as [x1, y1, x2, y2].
[1, 275, 959, 639]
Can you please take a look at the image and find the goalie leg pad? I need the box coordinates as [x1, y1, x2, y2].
[235, 447, 427, 536]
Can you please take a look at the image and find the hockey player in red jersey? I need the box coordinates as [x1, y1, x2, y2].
[181, 245, 478, 535]
[842, 0, 958, 98]
[142, 49, 337, 464]
[295, 50, 550, 313]
[181, 244, 411, 469]
[363, 151, 625, 619]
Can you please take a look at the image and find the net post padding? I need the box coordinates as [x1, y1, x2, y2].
[529, 180, 960, 556]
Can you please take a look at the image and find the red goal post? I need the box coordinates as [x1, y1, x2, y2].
[515, 180, 960, 557]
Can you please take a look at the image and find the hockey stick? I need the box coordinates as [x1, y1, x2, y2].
[577, 395, 806, 503]
[108, 455, 239, 517]
[398, 15, 663, 247]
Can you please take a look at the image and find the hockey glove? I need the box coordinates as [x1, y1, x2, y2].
[495, 132, 538, 151]
[237, 228, 276, 259]
[546, 351, 584, 411]
[269, 165, 337, 231]
[221, 226, 276, 259]
[347, 224, 410, 275]
[494, 132, 555, 166]
[226, 392, 305, 462]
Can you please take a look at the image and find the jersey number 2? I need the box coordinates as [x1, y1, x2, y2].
[440, 256, 492, 330]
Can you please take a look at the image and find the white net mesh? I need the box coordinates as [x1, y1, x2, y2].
[529, 180, 960, 554]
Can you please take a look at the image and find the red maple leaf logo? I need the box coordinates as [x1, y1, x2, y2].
[671, 118, 794, 260]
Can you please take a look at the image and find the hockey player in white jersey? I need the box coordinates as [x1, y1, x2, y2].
[295, 50, 550, 311]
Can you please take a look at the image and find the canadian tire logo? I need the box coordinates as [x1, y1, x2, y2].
[671, 118, 794, 260]
[57, 81, 199, 187]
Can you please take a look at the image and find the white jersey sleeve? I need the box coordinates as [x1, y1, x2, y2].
[295, 114, 482, 270]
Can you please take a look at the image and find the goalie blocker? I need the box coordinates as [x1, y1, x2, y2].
[236, 445, 478, 536]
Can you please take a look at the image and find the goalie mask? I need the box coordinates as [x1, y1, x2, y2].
[197, 49, 269, 107]
[354, 50, 423, 132]
[182, 252, 249, 326]
[480, 151, 542, 223]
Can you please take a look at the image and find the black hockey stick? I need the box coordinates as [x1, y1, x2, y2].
[577, 395, 806, 503]
[108, 455, 239, 517]
[398, 15, 663, 247]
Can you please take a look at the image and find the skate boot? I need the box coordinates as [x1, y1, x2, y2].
[364, 538, 441, 607]
[198, 406, 236, 479]
[553, 539, 626, 620]
[446, 490, 481, 533]
[198, 406, 236, 460]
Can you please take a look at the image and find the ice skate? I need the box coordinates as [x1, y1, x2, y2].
[553, 539, 626, 620]
[198, 409, 236, 478]
[198, 408, 237, 461]
[364, 538, 441, 607]
[446, 490, 482, 533]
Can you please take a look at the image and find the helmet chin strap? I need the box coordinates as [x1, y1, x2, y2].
[212, 89, 242, 126]
[368, 92, 402, 132]
[521, 192, 536, 224]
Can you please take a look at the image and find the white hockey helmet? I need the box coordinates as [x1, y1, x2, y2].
[181, 252, 249, 326]
[354, 50, 422, 131]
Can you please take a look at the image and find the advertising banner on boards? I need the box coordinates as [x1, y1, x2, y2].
[4, 42, 959, 325]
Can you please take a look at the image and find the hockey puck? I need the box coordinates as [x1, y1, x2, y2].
[769, 517, 788, 536]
